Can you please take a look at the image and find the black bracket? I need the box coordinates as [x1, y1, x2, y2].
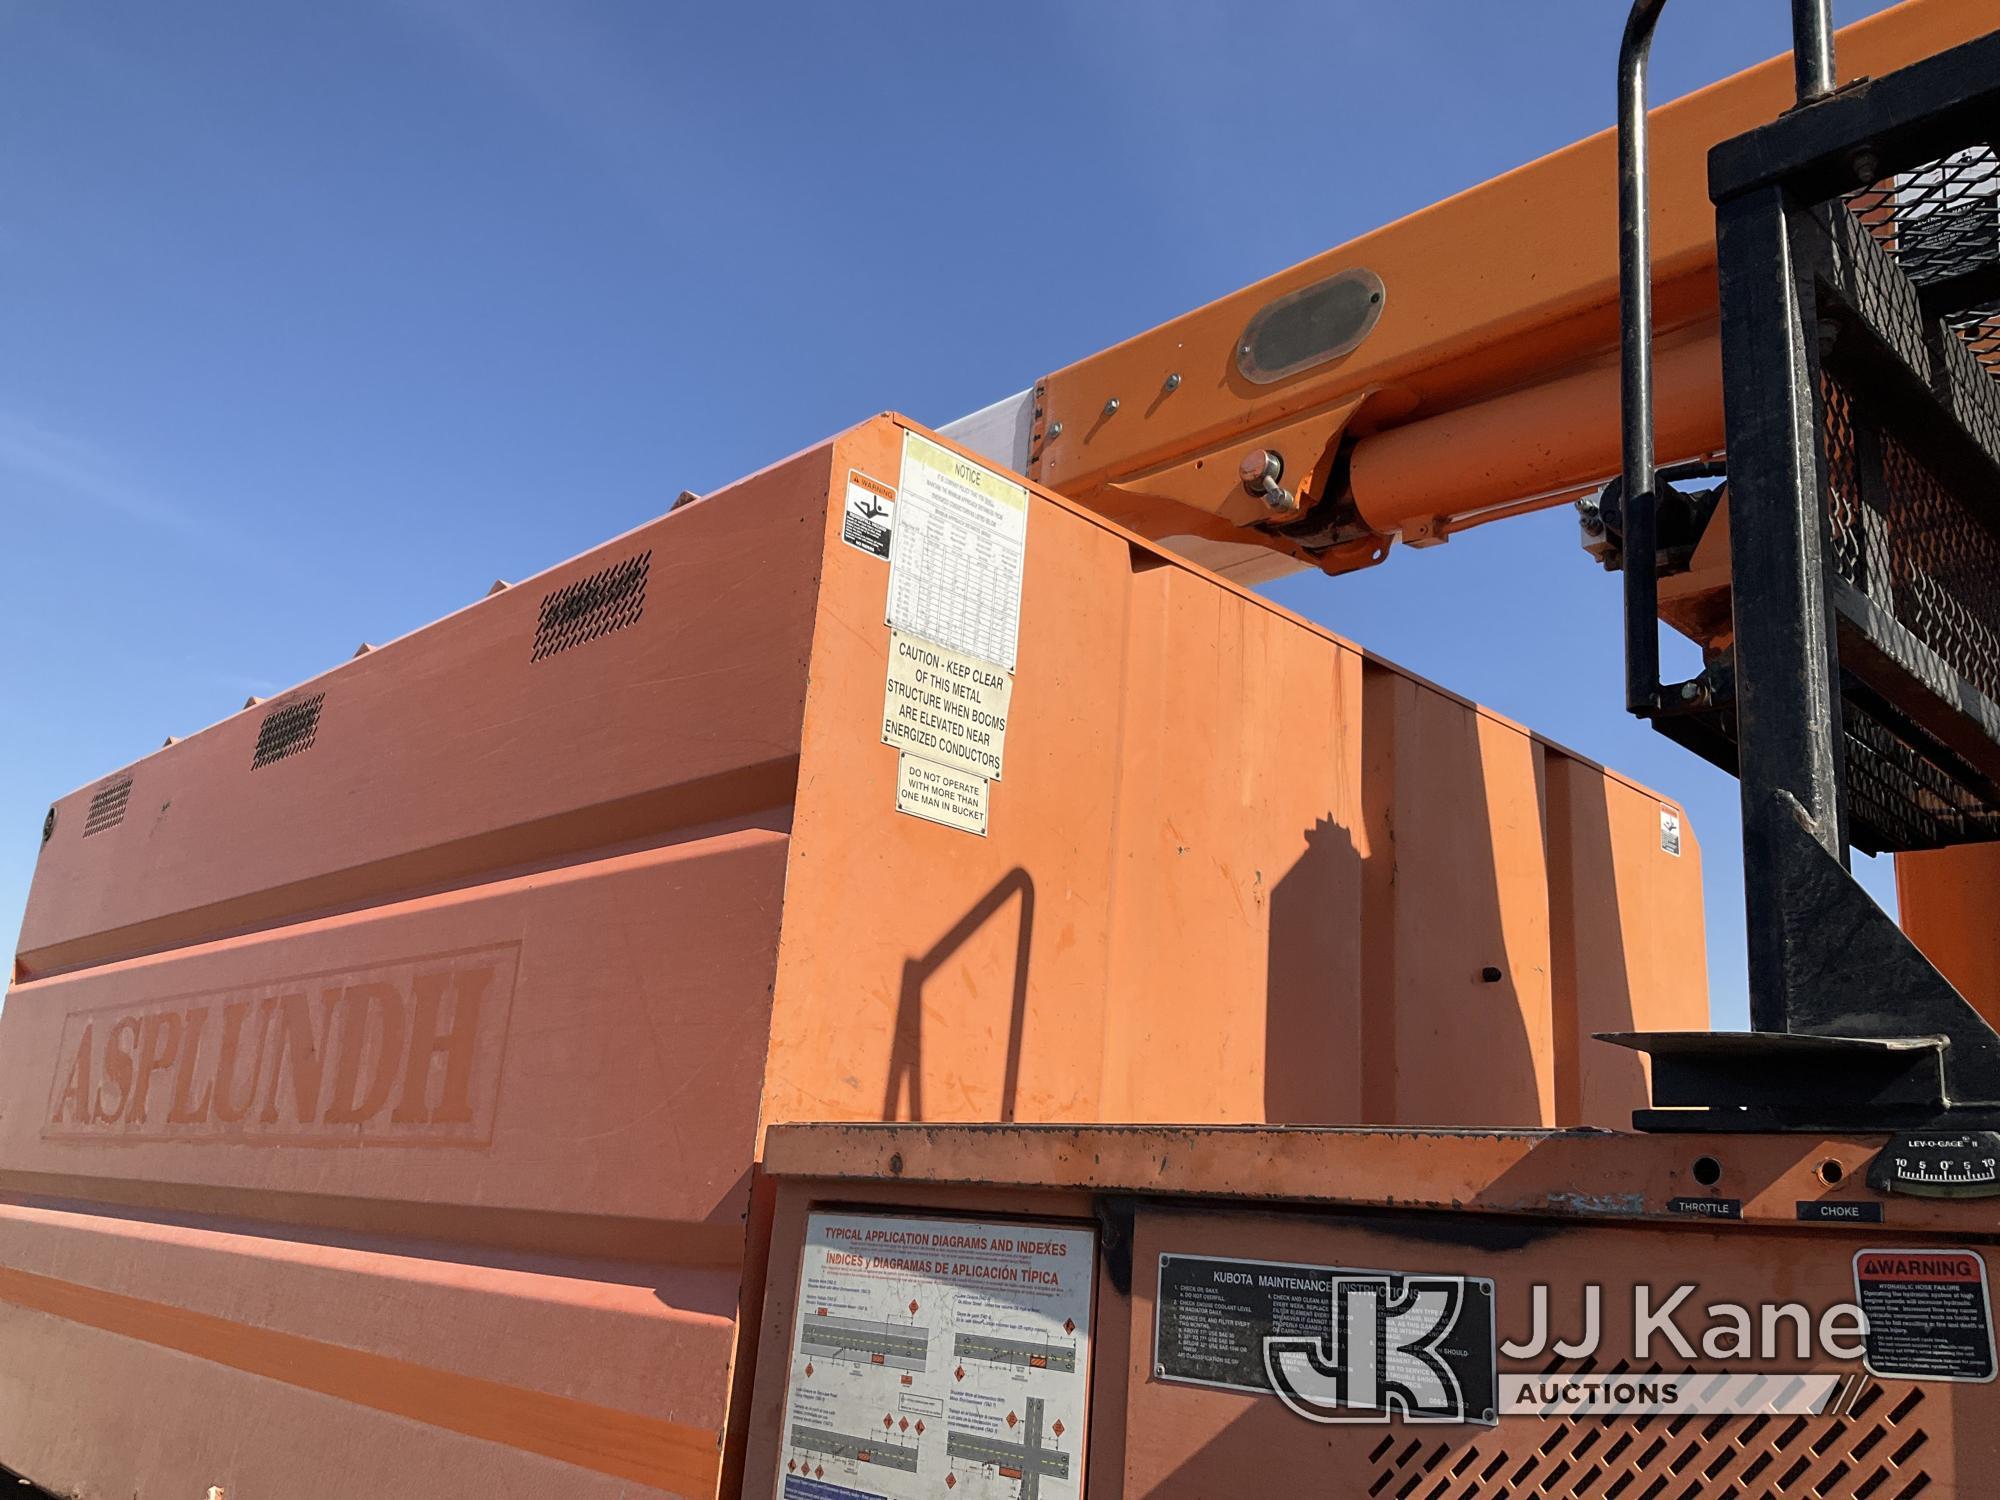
[1614, 8, 2000, 1130]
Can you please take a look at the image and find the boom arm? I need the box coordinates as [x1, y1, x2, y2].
[945, 0, 1986, 586]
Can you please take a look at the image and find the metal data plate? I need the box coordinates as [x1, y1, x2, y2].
[1869, 1131, 2000, 1198]
[1235, 267, 1386, 385]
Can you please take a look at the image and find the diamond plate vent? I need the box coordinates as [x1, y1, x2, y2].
[1367, 1362, 1932, 1500]
[251, 693, 325, 770]
[82, 778, 133, 837]
[532, 550, 650, 661]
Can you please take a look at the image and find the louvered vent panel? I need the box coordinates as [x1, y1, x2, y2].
[251, 693, 326, 770]
[82, 778, 133, 837]
[532, 550, 650, 661]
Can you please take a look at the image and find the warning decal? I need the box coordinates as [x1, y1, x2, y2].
[882, 629, 1011, 782]
[1660, 806, 1682, 856]
[1854, 1248, 1996, 1382]
[776, 1212, 1094, 1500]
[842, 471, 897, 560]
[888, 431, 1028, 671]
[896, 754, 988, 836]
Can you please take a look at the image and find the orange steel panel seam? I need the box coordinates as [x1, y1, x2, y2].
[759, 1124, 2000, 1233]
[0, 1263, 723, 1495]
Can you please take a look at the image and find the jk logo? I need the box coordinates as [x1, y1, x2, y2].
[1265, 1275, 1471, 1423]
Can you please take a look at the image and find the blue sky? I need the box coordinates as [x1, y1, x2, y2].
[1, 0, 1902, 1027]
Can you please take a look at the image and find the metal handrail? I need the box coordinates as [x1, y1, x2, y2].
[1792, 0, 1836, 102]
[1616, 0, 1836, 717]
[1617, 0, 1671, 716]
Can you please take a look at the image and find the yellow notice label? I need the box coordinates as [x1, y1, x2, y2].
[887, 431, 1029, 670]
[894, 754, 989, 836]
[882, 628, 1011, 781]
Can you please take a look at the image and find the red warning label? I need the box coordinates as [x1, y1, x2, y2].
[840, 470, 897, 560]
[1856, 1253, 1984, 1283]
[1854, 1248, 1996, 1383]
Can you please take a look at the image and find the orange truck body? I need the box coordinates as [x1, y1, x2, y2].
[5, 3, 1994, 1492]
[1898, 843, 2000, 1032]
[0, 415, 1704, 1497]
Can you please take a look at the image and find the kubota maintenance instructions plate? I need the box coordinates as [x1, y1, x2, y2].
[777, 1212, 1093, 1500]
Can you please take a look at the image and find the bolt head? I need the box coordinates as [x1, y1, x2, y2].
[1238, 448, 1280, 487]
[1102, 397, 1120, 417]
[1162, 372, 1181, 392]
[41, 807, 56, 845]
[1047, 420, 1063, 438]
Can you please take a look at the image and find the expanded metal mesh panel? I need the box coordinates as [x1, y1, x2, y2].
[1864, 148, 1998, 290]
[1945, 303, 2000, 382]
[1822, 374, 1871, 592]
[532, 549, 650, 661]
[1878, 429, 2000, 704]
[1849, 148, 2000, 380]
[1805, 126, 2000, 857]
[1819, 368, 2000, 850]
[1844, 700, 2000, 852]
[1365, 1362, 1934, 1500]
[1820, 373, 2000, 704]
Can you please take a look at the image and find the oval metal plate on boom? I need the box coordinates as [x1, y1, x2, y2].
[1235, 267, 1386, 385]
